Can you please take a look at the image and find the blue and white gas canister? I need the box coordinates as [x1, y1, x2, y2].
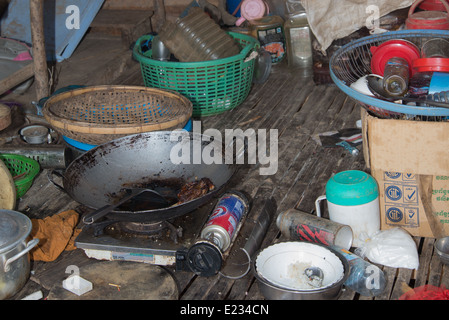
[200, 191, 249, 252]
[315, 170, 380, 247]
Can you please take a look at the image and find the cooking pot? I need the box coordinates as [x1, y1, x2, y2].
[0, 210, 39, 300]
[49, 131, 241, 223]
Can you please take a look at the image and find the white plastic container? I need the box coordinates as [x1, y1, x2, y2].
[315, 170, 380, 247]
[62, 275, 93, 296]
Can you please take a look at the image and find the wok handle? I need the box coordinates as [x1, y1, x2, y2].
[82, 189, 145, 224]
[82, 204, 117, 225]
[47, 169, 66, 193]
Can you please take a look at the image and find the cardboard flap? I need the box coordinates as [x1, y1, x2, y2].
[367, 114, 449, 176]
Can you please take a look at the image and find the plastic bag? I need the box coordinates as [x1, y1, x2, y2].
[355, 227, 419, 270]
[399, 285, 449, 300]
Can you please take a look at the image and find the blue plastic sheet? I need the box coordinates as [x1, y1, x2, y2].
[0, 0, 104, 62]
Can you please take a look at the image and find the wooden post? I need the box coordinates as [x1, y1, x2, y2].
[29, 0, 49, 100]
[153, 0, 166, 32]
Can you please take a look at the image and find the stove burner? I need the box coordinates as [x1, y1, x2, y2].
[101, 220, 183, 244]
[118, 221, 169, 235]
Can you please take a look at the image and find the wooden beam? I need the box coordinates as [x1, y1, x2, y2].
[153, 0, 166, 32]
[0, 63, 34, 95]
[29, 0, 49, 100]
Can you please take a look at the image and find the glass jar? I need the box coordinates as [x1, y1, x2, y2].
[383, 57, 409, 97]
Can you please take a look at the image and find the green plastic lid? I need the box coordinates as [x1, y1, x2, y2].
[325, 170, 379, 206]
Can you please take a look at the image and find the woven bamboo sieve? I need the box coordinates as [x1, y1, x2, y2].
[42, 85, 193, 145]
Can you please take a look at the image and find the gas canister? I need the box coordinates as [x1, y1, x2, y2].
[176, 191, 250, 277]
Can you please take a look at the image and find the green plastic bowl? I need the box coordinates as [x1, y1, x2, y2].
[326, 170, 379, 206]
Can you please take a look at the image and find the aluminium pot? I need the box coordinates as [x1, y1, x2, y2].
[0, 210, 39, 300]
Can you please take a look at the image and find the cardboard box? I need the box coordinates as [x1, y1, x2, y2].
[362, 109, 449, 238]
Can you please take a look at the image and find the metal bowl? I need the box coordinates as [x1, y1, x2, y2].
[252, 241, 350, 300]
[434, 237, 449, 265]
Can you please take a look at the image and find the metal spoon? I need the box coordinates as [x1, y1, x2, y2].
[304, 266, 324, 288]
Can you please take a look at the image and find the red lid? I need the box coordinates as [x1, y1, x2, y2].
[412, 57, 449, 72]
[370, 40, 421, 76]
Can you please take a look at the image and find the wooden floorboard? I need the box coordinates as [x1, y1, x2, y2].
[5, 40, 448, 302]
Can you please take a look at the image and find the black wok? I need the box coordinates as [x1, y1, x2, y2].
[52, 131, 238, 223]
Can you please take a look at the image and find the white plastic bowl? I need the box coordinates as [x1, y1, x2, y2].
[349, 74, 383, 97]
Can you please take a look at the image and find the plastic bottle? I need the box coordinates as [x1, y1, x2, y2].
[158, 7, 240, 62]
[332, 246, 387, 297]
[283, 1, 312, 71]
[383, 57, 409, 97]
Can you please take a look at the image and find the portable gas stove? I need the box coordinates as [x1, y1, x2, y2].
[75, 203, 213, 266]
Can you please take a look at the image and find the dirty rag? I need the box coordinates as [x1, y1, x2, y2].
[29, 210, 82, 262]
[302, 0, 414, 52]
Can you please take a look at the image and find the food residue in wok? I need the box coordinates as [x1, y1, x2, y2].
[176, 177, 215, 204]
[117, 177, 215, 211]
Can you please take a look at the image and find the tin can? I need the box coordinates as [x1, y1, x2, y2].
[276, 208, 353, 250]
[200, 191, 249, 252]
[248, 15, 286, 64]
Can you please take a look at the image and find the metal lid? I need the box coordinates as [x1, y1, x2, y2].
[0, 210, 32, 254]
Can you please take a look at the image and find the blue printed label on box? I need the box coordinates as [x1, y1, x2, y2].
[382, 172, 420, 229]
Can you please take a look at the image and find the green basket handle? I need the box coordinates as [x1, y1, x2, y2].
[133, 34, 155, 60]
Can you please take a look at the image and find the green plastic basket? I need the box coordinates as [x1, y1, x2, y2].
[133, 32, 259, 117]
[0, 154, 40, 198]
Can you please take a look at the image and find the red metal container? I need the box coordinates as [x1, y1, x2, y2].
[420, 0, 446, 11]
[406, 0, 449, 29]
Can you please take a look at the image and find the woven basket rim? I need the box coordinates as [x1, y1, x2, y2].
[42, 85, 193, 135]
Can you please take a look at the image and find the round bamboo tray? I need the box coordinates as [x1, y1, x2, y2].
[42, 85, 193, 145]
[0, 159, 16, 209]
[0, 104, 11, 131]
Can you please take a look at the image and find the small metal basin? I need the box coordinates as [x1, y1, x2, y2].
[252, 241, 350, 300]
[434, 237, 449, 265]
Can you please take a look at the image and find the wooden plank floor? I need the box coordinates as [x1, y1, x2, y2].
[6, 50, 449, 302]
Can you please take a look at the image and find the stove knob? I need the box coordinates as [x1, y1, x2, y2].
[186, 241, 223, 277]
